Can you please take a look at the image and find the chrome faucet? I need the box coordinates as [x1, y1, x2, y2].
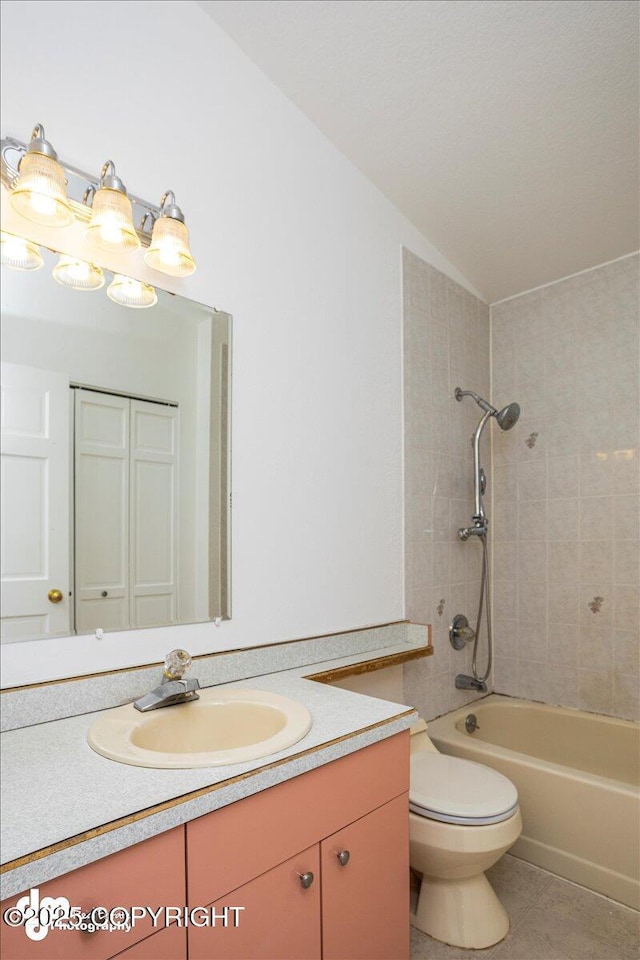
[133, 649, 200, 712]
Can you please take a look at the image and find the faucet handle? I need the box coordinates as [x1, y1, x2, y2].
[163, 648, 192, 680]
[449, 614, 476, 650]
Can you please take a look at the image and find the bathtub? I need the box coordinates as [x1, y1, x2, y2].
[427, 694, 640, 910]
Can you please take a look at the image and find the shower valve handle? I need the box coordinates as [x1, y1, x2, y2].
[450, 614, 476, 650]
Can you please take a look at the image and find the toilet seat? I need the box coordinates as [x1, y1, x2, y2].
[410, 753, 519, 826]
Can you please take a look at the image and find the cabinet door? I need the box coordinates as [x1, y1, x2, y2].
[0, 827, 185, 960]
[321, 793, 410, 960]
[189, 844, 321, 960]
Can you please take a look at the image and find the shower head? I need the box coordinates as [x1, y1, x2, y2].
[455, 387, 520, 431]
[496, 402, 520, 431]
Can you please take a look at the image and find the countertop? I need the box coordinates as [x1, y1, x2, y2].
[0, 641, 424, 899]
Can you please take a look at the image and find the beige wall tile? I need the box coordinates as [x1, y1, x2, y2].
[579, 495, 614, 541]
[613, 584, 640, 631]
[518, 541, 548, 581]
[548, 541, 580, 584]
[578, 667, 613, 714]
[579, 540, 613, 584]
[547, 664, 579, 709]
[613, 670, 640, 722]
[493, 656, 520, 695]
[547, 498, 579, 540]
[490, 255, 639, 721]
[406, 252, 639, 722]
[547, 624, 578, 667]
[578, 627, 613, 671]
[579, 451, 615, 497]
[403, 250, 491, 718]
[613, 630, 640, 671]
[547, 455, 579, 499]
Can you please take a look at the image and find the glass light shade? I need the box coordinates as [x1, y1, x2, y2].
[144, 216, 196, 277]
[53, 255, 104, 291]
[0, 232, 44, 271]
[86, 188, 140, 253]
[107, 274, 157, 309]
[10, 152, 73, 227]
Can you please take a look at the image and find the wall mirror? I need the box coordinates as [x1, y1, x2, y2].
[1, 243, 231, 646]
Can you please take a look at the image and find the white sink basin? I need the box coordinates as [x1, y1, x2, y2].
[88, 688, 312, 768]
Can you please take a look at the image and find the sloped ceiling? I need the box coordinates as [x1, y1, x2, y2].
[196, 0, 639, 302]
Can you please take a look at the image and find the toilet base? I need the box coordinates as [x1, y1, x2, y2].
[411, 871, 509, 949]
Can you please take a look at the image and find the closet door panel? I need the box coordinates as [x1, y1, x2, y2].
[129, 401, 177, 627]
[74, 391, 129, 632]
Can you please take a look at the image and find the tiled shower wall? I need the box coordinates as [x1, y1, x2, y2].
[491, 254, 640, 721]
[402, 249, 495, 720]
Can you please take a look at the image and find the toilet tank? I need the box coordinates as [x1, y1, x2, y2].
[329, 667, 438, 755]
[410, 718, 439, 754]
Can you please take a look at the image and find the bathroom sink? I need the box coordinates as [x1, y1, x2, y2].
[88, 688, 312, 768]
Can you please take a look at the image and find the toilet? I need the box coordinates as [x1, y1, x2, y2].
[409, 719, 522, 949]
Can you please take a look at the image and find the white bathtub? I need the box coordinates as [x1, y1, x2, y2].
[427, 694, 640, 910]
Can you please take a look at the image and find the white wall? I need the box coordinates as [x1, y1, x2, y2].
[0, 0, 477, 684]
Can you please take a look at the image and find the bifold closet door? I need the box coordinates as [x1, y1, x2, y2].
[74, 390, 130, 632]
[129, 399, 177, 628]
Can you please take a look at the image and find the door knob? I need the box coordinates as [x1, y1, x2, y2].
[336, 850, 350, 866]
[298, 871, 314, 889]
[48, 589, 63, 603]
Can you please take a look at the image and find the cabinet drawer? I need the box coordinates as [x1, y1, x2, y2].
[187, 731, 409, 906]
[110, 923, 186, 959]
[0, 827, 186, 960]
[189, 845, 321, 960]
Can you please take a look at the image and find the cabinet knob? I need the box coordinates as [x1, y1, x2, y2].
[47, 589, 63, 604]
[101, 591, 108, 597]
[337, 849, 350, 867]
[298, 871, 314, 889]
[80, 906, 107, 935]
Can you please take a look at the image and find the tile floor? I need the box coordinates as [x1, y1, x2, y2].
[410, 855, 640, 960]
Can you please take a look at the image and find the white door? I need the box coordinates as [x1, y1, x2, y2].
[74, 390, 130, 632]
[129, 400, 178, 627]
[0, 362, 70, 641]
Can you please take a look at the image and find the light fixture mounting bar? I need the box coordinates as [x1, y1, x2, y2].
[1, 136, 162, 246]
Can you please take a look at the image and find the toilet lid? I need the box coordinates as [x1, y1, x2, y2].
[410, 753, 519, 826]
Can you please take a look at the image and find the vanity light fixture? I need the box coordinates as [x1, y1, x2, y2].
[1, 125, 196, 275]
[0, 230, 44, 271]
[144, 191, 196, 277]
[53, 255, 104, 291]
[8, 125, 73, 228]
[86, 161, 140, 254]
[106, 274, 157, 309]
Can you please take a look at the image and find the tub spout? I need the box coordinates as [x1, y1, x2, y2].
[455, 674, 488, 693]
